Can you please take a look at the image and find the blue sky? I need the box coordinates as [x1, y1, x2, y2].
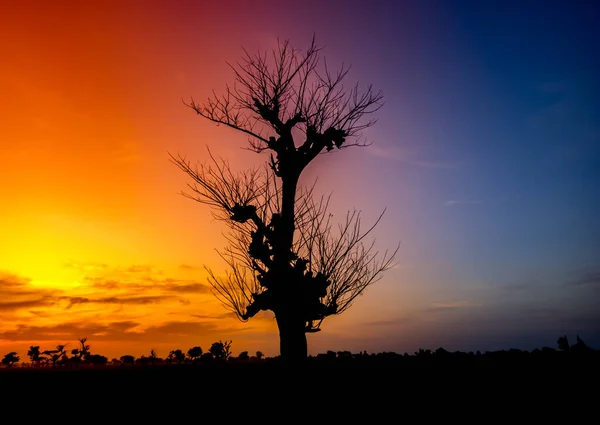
[1, 0, 598, 358]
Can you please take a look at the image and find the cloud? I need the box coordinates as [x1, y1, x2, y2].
[0, 320, 232, 344]
[62, 295, 175, 309]
[569, 271, 600, 288]
[0, 272, 31, 287]
[191, 312, 234, 320]
[191, 310, 275, 322]
[85, 276, 209, 294]
[179, 264, 202, 271]
[157, 281, 210, 294]
[426, 301, 482, 313]
[0, 271, 59, 312]
[367, 144, 407, 161]
[0, 297, 56, 312]
[63, 262, 108, 272]
[366, 144, 459, 169]
[125, 265, 160, 274]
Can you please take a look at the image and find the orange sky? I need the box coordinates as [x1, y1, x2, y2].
[0, 1, 414, 360]
[5, 1, 591, 361]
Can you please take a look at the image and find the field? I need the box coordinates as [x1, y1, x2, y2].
[1, 353, 597, 419]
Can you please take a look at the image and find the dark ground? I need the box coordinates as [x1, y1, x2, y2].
[1, 354, 597, 419]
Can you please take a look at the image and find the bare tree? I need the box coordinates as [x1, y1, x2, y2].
[172, 37, 398, 363]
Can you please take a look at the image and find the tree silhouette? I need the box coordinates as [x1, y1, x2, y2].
[209, 340, 232, 360]
[2, 352, 20, 367]
[70, 338, 90, 367]
[43, 344, 67, 369]
[149, 349, 160, 366]
[557, 335, 570, 353]
[187, 346, 203, 363]
[167, 349, 186, 364]
[86, 353, 107, 366]
[120, 355, 135, 365]
[27, 346, 41, 367]
[76, 337, 90, 362]
[172, 36, 397, 363]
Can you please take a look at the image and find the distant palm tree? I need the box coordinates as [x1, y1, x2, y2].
[27, 346, 41, 367]
[43, 344, 68, 368]
[77, 338, 90, 361]
[149, 349, 159, 365]
[71, 337, 90, 367]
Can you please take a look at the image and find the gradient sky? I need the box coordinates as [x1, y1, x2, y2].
[1, 0, 598, 360]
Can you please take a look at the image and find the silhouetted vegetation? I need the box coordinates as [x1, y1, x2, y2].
[171, 36, 398, 363]
[1, 335, 598, 373]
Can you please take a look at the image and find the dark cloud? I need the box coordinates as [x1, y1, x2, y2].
[0, 271, 59, 312]
[0, 321, 140, 342]
[191, 312, 236, 320]
[84, 278, 122, 290]
[190, 310, 275, 323]
[569, 271, 600, 288]
[179, 264, 201, 271]
[62, 295, 175, 309]
[126, 265, 157, 274]
[0, 297, 55, 311]
[0, 272, 31, 287]
[0, 271, 40, 297]
[0, 320, 231, 343]
[163, 282, 209, 294]
[85, 276, 209, 294]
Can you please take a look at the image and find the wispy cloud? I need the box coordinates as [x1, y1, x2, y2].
[63, 262, 108, 272]
[179, 264, 202, 271]
[0, 320, 228, 343]
[367, 144, 460, 169]
[426, 301, 482, 313]
[569, 271, 600, 288]
[62, 295, 176, 309]
[85, 276, 209, 294]
[0, 297, 56, 312]
[0, 271, 58, 312]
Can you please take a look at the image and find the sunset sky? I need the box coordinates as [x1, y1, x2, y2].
[1, 0, 599, 360]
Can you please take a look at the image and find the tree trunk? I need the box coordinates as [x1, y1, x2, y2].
[275, 309, 307, 364]
[278, 172, 298, 261]
[273, 164, 307, 363]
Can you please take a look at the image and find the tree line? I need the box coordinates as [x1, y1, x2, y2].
[0, 338, 265, 368]
[2, 334, 596, 369]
